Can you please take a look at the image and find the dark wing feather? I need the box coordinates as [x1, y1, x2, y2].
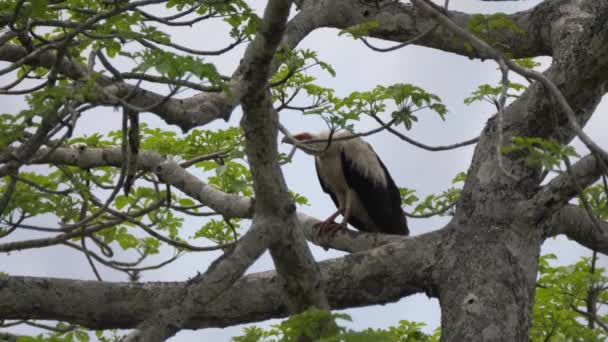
[315, 158, 340, 210]
[341, 149, 409, 235]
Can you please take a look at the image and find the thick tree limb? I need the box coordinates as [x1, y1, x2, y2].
[0, 44, 234, 131]
[242, 94, 330, 314]
[123, 1, 314, 340]
[237, 0, 331, 320]
[543, 205, 608, 256]
[2, 144, 411, 254]
[4, 146, 253, 219]
[122, 218, 275, 342]
[411, 0, 608, 161]
[447, 0, 607, 223]
[297, 213, 407, 253]
[522, 154, 604, 220]
[0, 229, 441, 330]
[290, 0, 552, 60]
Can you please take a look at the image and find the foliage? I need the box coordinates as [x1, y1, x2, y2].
[299, 83, 446, 132]
[14, 324, 91, 342]
[579, 183, 608, 220]
[465, 13, 523, 53]
[193, 218, 240, 245]
[10, 326, 125, 342]
[464, 58, 538, 108]
[269, 49, 446, 132]
[232, 252, 608, 341]
[338, 21, 381, 40]
[2, 0, 250, 94]
[133, 49, 224, 87]
[501, 136, 579, 173]
[401, 172, 466, 217]
[531, 254, 608, 342]
[232, 308, 440, 342]
[464, 82, 527, 107]
[0, 122, 254, 258]
[514, 58, 541, 70]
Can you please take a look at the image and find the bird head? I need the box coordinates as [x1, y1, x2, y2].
[281, 131, 345, 156]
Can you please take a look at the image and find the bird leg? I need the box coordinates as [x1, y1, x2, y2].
[314, 208, 342, 236]
[315, 191, 353, 237]
[339, 191, 352, 229]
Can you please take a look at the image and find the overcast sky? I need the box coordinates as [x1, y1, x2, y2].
[2, 0, 607, 341]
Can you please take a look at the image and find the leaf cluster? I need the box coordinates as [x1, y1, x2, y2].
[338, 21, 381, 40]
[304, 83, 446, 132]
[232, 308, 440, 342]
[464, 82, 526, 107]
[501, 136, 579, 173]
[465, 13, 523, 53]
[400, 172, 465, 217]
[531, 254, 608, 342]
[579, 184, 608, 220]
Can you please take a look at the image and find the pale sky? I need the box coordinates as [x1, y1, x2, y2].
[2, 0, 607, 340]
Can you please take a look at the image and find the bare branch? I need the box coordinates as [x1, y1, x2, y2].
[543, 205, 608, 256]
[123, 218, 274, 342]
[0, 229, 440, 330]
[288, 0, 551, 60]
[0, 199, 164, 253]
[0, 44, 236, 131]
[525, 154, 604, 220]
[298, 212, 412, 253]
[369, 115, 479, 151]
[7, 146, 253, 218]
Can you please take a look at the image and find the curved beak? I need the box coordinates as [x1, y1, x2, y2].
[281, 136, 294, 145]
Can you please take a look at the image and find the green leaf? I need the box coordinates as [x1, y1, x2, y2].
[194, 218, 240, 245]
[30, 0, 49, 17]
[289, 191, 309, 206]
[501, 136, 579, 172]
[338, 21, 381, 40]
[116, 227, 139, 250]
[468, 13, 524, 50]
[464, 82, 526, 106]
[114, 195, 129, 210]
[178, 198, 196, 207]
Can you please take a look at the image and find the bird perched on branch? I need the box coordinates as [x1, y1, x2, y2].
[283, 130, 408, 236]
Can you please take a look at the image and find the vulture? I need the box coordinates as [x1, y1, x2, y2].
[283, 131, 408, 236]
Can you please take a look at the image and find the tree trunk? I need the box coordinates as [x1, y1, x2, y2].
[438, 219, 542, 341]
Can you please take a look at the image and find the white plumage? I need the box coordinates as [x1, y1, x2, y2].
[284, 131, 408, 235]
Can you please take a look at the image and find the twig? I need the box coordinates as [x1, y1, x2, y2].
[179, 150, 230, 169]
[360, 22, 439, 52]
[404, 201, 457, 218]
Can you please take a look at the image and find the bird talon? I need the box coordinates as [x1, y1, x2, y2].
[315, 222, 344, 237]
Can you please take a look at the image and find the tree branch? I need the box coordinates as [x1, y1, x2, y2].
[122, 218, 275, 342]
[239, 0, 331, 320]
[0, 44, 236, 131]
[523, 154, 604, 220]
[543, 205, 608, 256]
[0, 229, 441, 330]
[7, 146, 253, 219]
[410, 0, 608, 162]
[297, 213, 408, 253]
[289, 0, 552, 60]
